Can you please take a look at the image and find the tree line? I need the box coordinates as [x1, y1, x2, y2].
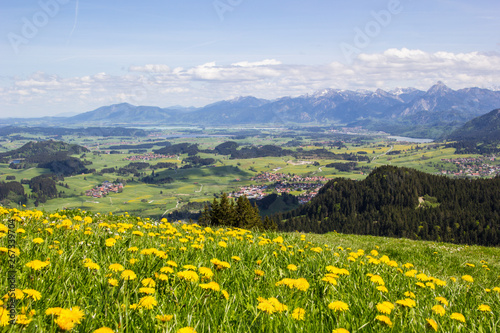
[198, 193, 277, 231]
[271, 166, 500, 246]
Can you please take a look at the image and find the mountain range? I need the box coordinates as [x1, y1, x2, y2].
[2, 82, 500, 139]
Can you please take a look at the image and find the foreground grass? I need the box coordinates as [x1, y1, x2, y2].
[1, 207, 499, 332]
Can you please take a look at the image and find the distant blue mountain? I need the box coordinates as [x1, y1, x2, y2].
[1, 83, 499, 138]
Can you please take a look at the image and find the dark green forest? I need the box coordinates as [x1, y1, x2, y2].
[272, 166, 500, 246]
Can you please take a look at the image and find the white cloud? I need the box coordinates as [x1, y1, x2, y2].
[1, 50, 499, 117]
[129, 64, 171, 73]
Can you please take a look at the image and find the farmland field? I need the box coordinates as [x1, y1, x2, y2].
[1, 127, 497, 220]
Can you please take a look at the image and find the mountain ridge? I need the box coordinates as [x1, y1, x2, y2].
[1, 83, 499, 138]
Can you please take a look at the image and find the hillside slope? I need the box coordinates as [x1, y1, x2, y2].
[448, 108, 500, 142]
[274, 166, 500, 246]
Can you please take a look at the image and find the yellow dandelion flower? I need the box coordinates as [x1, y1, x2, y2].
[311, 247, 323, 253]
[478, 304, 491, 312]
[370, 275, 385, 286]
[108, 264, 124, 272]
[231, 256, 241, 261]
[54, 307, 85, 331]
[218, 241, 227, 247]
[326, 266, 349, 275]
[105, 238, 116, 247]
[160, 266, 174, 274]
[255, 269, 265, 276]
[0, 309, 9, 326]
[450, 312, 465, 323]
[375, 315, 393, 327]
[94, 327, 115, 333]
[376, 302, 394, 314]
[332, 329, 350, 333]
[377, 286, 388, 293]
[177, 327, 197, 333]
[84, 262, 100, 270]
[293, 278, 310, 291]
[198, 267, 213, 278]
[426, 318, 438, 332]
[291, 307, 306, 320]
[267, 298, 288, 312]
[416, 273, 429, 281]
[461, 275, 473, 283]
[435, 296, 448, 306]
[404, 291, 416, 298]
[177, 270, 199, 282]
[405, 270, 417, 277]
[139, 287, 155, 294]
[121, 270, 137, 280]
[322, 275, 338, 286]
[328, 301, 349, 312]
[32, 238, 44, 244]
[156, 314, 173, 322]
[199, 281, 220, 292]
[210, 258, 230, 270]
[22, 289, 41, 301]
[141, 278, 156, 287]
[167, 260, 178, 267]
[26, 260, 50, 270]
[108, 278, 118, 286]
[221, 290, 229, 300]
[396, 298, 416, 308]
[138, 295, 157, 309]
[15, 314, 32, 325]
[432, 305, 446, 316]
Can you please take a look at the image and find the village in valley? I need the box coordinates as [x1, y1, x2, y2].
[229, 172, 329, 204]
[124, 152, 177, 161]
[85, 181, 124, 198]
[439, 156, 500, 177]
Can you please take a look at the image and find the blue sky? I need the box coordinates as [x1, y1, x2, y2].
[1, 0, 499, 117]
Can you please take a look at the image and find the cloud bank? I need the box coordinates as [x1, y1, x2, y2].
[1, 48, 499, 117]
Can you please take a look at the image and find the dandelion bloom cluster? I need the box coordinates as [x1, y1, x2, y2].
[328, 301, 349, 312]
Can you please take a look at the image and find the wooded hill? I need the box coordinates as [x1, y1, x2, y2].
[445, 108, 500, 154]
[0, 140, 92, 176]
[272, 166, 500, 246]
[0, 140, 89, 161]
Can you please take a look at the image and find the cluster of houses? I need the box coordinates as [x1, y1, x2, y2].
[125, 153, 176, 161]
[85, 181, 124, 198]
[440, 156, 499, 177]
[230, 171, 330, 204]
[228, 182, 323, 203]
[251, 172, 329, 183]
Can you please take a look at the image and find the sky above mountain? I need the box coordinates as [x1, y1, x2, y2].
[1, 0, 499, 118]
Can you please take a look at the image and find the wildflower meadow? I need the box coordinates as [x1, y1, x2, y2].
[0, 206, 499, 332]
